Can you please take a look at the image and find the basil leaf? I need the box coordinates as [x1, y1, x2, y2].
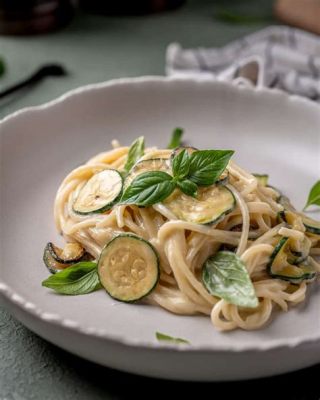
[42, 261, 101, 295]
[215, 9, 273, 25]
[121, 171, 176, 206]
[167, 128, 184, 149]
[202, 251, 258, 308]
[188, 150, 234, 186]
[177, 179, 198, 197]
[172, 149, 190, 179]
[156, 332, 190, 344]
[124, 136, 145, 173]
[304, 180, 320, 210]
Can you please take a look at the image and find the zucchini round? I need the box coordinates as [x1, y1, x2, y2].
[301, 215, 320, 235]
[171, 146, 198, 160]
[124, 158, 171, 189]
[277, 210, 304, 232]
[98, 234, 160, 302]
[43, 242, 88, 274]
[73, 169, 123, 215]
[163, 185, 235, 224]
[139, 151, 171, 161]
[268, 237, 316, 283]
[253, 173, 269, 187]
[278, 195, 296, 212]
[278, 210, 294, 225]
[279, 196, 320, 235]
[289, 235, 311, 264]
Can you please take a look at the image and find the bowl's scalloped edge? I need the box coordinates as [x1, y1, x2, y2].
[1, 75, 320, 127]
[1, 279, 320, 352]
[0, 75, 319, 353]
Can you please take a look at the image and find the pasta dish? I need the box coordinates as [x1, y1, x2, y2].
[42, 131, 320, 332]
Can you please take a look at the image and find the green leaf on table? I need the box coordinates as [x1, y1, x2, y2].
[188, 150, 234, 186]
[177, 179, 198, 197]
[167, 128, 184, 149]
[120, 171, 176, 206]
[215, 9, 274, 25]
[156, 332, 190, 344]
[124, 136, 145, 173]
[304, 180, 320, 210]
[42, 261, 101, 295]
[202, 251, 258, 308]
[172, 148, 190, 179]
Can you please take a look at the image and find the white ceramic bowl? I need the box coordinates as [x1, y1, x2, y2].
[0, 77, 319, 381]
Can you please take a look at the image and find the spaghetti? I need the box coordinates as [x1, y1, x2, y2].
[51, 141, 320, 331]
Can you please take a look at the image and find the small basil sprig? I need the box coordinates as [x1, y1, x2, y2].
[42, 261, 101, 295]
[156, 332, 190, 345]
[121, 171, 176, 207]
[120, 148, 234, 206]
[177, 179, 198, 197]
[167, 128, 184, 149]
[304, 180, 320, 210]
[172, 148, 190, 179]
[188, 150, 234, 186]
[202, 251, 258, 308]
[124, 136, 145, 173]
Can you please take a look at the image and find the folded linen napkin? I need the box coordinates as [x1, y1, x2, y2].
[166, 26, 320, 101]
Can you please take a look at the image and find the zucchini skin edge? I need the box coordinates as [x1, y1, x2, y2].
[97, 233, 160, 303]
[73, 169, 124, 216]
[267, 237, 316, 283]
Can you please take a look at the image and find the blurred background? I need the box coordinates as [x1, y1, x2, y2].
[0, 0, 319, 117]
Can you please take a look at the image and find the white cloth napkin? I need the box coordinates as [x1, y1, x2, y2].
[166, 26, 320, 101]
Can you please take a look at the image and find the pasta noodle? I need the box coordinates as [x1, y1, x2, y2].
[52, 142, 320, 331]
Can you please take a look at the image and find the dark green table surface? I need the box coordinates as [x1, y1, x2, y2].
[0, 1, 319, 398]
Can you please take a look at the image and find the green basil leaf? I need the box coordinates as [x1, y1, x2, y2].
[188, 150, 234, 186]
[42, 261, 101, 295]
[120, 171, 176, 206]
[172, 149, 190, 179]
[156, 332, 190, 344]
[177, 179, 198, 197]
[215, 9, 274, 25]
[167, 128, 184, 149]
[202, 251, 258, 308]
[304, 180, 320, 210]
[124, 136, 145, 173]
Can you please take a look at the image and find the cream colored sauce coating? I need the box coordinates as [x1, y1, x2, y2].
[59, 243, 84, 259]
[163, 185, 234, 224]
[74, 169, 122, 212]
[98, 237, 158, 301]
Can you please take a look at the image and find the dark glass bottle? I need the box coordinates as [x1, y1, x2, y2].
[0, 0, 74, 35]
[79, 0, 186, 15]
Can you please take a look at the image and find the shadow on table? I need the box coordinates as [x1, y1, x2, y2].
[53, 342, 320, 400]
[1, 309, 319, 400]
